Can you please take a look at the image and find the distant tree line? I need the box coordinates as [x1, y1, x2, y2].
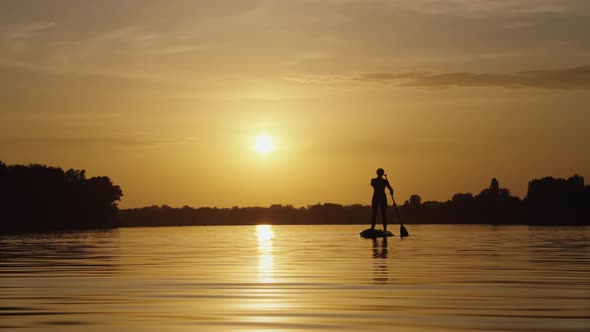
[119, 203, 370, 227]
[0, 161, 123, 232]
[1, 160, 587, 232]
[399, 176, 588, 225]
[120, 175, 589, 227]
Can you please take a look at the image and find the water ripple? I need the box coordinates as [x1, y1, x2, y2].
[1, 225, 589, 331]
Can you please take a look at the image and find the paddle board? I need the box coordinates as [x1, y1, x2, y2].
[360, 228, 393, 238]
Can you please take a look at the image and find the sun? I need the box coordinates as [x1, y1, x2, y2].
[255, 135, 275, 153]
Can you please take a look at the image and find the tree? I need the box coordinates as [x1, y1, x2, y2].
[0, 161, 123, 232]
[409, 194, 422, 207]
[525, 174, 588, 225]
[452, 193, 474, 204]
[490, 178, 499, 192]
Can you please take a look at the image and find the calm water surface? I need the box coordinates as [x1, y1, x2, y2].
[1, 225, 589, 331]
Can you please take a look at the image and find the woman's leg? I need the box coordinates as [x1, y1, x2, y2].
[380, 200, 388, 231]
[371, 200, 378, 229]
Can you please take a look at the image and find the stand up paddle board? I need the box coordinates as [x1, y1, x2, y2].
[360, 228, 393, 238]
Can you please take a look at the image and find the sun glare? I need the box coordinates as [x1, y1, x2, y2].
[255, 135, 275, 153]
[257, 225, 274, 283]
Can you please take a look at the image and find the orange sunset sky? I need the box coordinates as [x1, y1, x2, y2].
[1, 1, 589, 208]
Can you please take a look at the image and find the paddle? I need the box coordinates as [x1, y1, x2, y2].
[385, 174, 409, 237]
[391, 193, 409, 237]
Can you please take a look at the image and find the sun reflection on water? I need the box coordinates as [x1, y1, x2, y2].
[257, 225, 274, 283]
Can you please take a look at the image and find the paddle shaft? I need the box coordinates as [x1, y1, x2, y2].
[384, 174, 402, 223]
[390, 193, 402, 223]
[385, 174, 409, 236]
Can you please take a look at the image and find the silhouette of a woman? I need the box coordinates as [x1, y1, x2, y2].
[371, 168, 393, 231]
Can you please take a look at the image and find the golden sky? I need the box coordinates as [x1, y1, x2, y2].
[1, 1, 589, 208]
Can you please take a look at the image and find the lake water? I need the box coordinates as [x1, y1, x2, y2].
[1, 225, 589, 331]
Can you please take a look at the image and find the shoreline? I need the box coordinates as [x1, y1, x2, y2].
[3, 222, 588, 235]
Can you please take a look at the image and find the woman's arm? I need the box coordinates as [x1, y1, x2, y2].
[386, 180, 394, 195]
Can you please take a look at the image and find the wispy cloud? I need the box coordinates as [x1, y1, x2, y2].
[286, 65, 590, 90]
[0, 133, 200, 151]
[282, 74, 354, 85]
[4, 21, 57, 40]
[393, 0, 581, 16]
[0, 56, 166, 83]
[0, 23, 207, 83]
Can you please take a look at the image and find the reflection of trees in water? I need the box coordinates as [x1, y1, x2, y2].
[372, 237, 389, 283]
[0, 230, 119, 274]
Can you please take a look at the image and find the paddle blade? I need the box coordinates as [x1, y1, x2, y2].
[400, 224, 409, 237]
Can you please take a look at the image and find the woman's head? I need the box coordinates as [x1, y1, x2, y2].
[376, 168, 385, 176]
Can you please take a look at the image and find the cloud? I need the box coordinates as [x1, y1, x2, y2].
[282, 74, 354, 85]
[366, 66, 590, 89]
[390, 0, 583, 16]
[3, 21, 57, 40]
[287, 65, 590, 90]
[0, 134, 200, 151]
